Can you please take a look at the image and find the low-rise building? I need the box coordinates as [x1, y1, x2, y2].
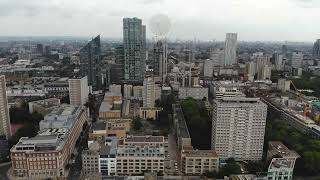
[267, 141, 300, 180]
[28, 98, 61, 116]
[10, 105, 88, 179]
[89, 120, 127, 139]
[82, 137, 118, 177]
[139, 107, 162, 120]
[178, 87, 208, 100]
[116, 136, 165, 176]
[181, 149, 219, 175]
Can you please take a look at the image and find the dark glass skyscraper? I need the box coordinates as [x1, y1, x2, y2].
[80, 35, 101, 90]
[313, 39, 320, 58]
[153, 41, 167, 84]
[123, 17, 146, 82]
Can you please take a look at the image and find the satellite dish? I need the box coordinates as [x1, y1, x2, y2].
[149, 14, 171, 39]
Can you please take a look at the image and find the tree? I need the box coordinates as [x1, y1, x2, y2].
[132, 117, 143, 130]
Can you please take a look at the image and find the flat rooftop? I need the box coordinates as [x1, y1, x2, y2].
[268, 141, 300, 158]
[269, 158, 296, 170]
[124, 136, 164, 143]
[173, 104, 191, 139]
[183, 150, 218, 158]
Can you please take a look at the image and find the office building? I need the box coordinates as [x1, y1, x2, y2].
[178, 87, 208, 100]
[277, 79, 291, 92]
[99, 93, 122, 119]
[69, 76, 89, 106]
[133, 86, 143, 100]
[203, 59, 214, 77]
[11, 105, 88, 179]
[0, 75, 11, 139]
[291, 51, 303, 69]
[143, 77, 156, 108]
[28, 98, 61, 116]
[274, 53, 284, 71]
[123, 17, 146, 81]
[153, 41, 167, 83]
[224, 33, 237, 66]
[313, 39, 320, 58]
[80, 35, 101, 90]
[258, 65, 271, 80]
[210, 81, 245, 100]
[123, 84, 133, 98]
[116, 136, 165, 176]
[245, 61, 256, 77]
[211, 98, 267, 161]
[181, 150, 219, 175]
[211, 48, 225, 67]
[109, 84, 122, 96]
[82, 137, 118, 177]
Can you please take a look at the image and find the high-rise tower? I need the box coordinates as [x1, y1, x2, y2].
[224, 33, 237, 66]
[0, 75, 11, 139]
[153, 41, 167, 84]
[123, 17, 146, 82]
[211, 97, 267, 161]
[313, 39, 320, 58]
[80, 35, 101, 90]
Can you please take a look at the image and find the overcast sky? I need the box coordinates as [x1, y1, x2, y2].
[0, 0, 319, 41]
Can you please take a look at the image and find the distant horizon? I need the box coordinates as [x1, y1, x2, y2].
[0, 35, 316, 44]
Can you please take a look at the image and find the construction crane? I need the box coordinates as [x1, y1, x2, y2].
[290, 80, 311, 117]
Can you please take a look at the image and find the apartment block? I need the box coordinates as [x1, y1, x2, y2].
[28, 98, 61, 116]
[211, 98, 267, 161]
[181, 150, 219, 175]
[116, 136, 165, 176]
[0, 75, 11, 139]
[10, 105, 88, 179]
[69, 76, 89, 106]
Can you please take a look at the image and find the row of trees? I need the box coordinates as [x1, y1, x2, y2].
[180, 97, 211, 149]
[292, 72, 320, 97]
[265, 117, 320, 175]
[9, 102, 44, 147]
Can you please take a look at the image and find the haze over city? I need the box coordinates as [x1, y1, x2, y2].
[0, 0, 320, 41]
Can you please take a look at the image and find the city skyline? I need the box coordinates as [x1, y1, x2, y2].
[0, 0, 320, 41]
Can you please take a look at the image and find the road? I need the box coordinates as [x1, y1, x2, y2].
[0, 162, 11, 180]
[68, 122, 89, 180]
[165, 131, 180, 175]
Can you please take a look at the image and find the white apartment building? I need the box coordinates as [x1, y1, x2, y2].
[203, 59, 214, 77]
[109, 84, 122, 95]
[224, 33, 237, 66]
[133, 86, 143, 100]
[69, 76, 89, 106]
[291, 52, 303, 69]
[143, 77, 156, 108]
[278, 79, 291, 92]
[123, 84, 133, 98]
[0, 75, 11, 139]
[211, 97, 267, 161]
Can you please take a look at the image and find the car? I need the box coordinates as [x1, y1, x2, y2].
[174, 162, 177, 166]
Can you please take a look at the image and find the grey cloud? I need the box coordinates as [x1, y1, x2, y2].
[292, 0, 320, 8]
[141, 0, 164, 5]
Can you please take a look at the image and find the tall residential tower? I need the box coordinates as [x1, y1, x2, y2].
[0, 76, 11, 139]
[224, 33, 237, 66]
[80, 35, 101, 90]
[211, 97, 267, 161]
[123, 17, 146, 82]
[153, 41, 168, 84]
[313, 39, 320, 58]
[69, 76, 89, 106]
